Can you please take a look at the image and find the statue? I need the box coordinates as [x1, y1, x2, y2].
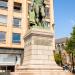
[29, 6, 36, 27]
[29, 0, 46, 28]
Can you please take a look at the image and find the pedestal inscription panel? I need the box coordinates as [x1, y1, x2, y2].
[34, 38, 52, 46]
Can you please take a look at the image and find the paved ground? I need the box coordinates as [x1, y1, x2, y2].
[67, 71, 74, 75]
[70, 73, 74, 75]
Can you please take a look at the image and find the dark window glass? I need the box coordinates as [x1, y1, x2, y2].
[0, 32, 6, 42]
[12, 33, 21, 43]
[13, 18, 21, 27]
[14, 2, 22, 12]
[0, 15, 7, 24]
[0, 0, 8, 9]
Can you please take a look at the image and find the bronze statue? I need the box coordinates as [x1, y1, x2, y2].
[29, 0, 46, 28]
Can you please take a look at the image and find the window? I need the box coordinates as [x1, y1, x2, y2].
[0, 15, 7, 24]
[0, 32, 6, 42]
[0, 0, 8, 9]
[45, 7, 50, 18]
[14, 2, 22, 12]
[12, 33, 21, 43]
[13, 18, 21, 27]
[0, 54, 19, 65]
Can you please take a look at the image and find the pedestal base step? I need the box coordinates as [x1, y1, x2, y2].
[13, 69, 72, 75]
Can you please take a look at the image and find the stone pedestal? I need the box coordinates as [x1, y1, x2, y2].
[14, 28, 72, 75]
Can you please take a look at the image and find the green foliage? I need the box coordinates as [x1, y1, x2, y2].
[65, 26, 75, 72]
[65, 39, 73, 53]
[65, 26, 75, 56]
[54, 53, 62, 65]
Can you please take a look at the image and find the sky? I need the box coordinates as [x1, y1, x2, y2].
[54, 0, 75, 39]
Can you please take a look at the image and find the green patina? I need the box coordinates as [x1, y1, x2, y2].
[34, 0, 44, 5]
[29, 0, 49, 29]
[29, 9, 35, 24]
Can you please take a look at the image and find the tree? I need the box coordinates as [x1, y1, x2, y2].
[65, 26, 75, 73]
[54, 52, 62, 66]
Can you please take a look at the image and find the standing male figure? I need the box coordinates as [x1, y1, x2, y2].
[31, 0, 45, 27]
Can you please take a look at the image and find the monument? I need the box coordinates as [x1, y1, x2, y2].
[14, 0, 71, 75]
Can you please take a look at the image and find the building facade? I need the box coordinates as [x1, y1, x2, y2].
[0, 0, 54, 72]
